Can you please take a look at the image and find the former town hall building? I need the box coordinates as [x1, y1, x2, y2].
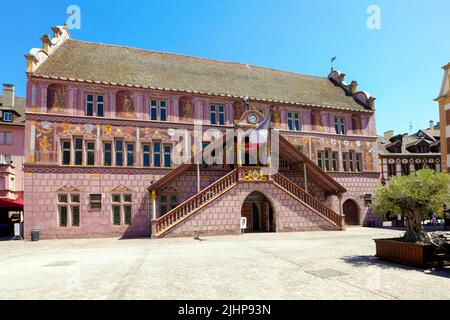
[23, 25, 380, 239]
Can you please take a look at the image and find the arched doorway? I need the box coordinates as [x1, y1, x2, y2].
[241, 192, 275, 233]
[343, 199, 360, 225]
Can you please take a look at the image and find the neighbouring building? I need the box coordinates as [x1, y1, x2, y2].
[0, 83, 25, 236]
[436, 62, 450, 172]
[23, 25, 380, 239]
[378, 121, 442, 183]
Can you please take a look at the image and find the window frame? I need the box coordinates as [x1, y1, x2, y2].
[210, 104, 225, 125]
[86, 94, 105, 117]
[61, 140, 72, 165]
[3, 112, 13, 122]
[149, 99, 168, 121]
[57, 192, 81, 227]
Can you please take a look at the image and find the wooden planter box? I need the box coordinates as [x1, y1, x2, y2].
[374, 238, 435, 268]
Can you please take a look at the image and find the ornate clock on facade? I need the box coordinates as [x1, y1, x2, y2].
[247, 113, 258, 124]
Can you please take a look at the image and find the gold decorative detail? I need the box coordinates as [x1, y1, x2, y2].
[104, 125, 113, 134]
[61, 123, 71, 131]
[270, 106, 281, 129]
[151, 191, 157, 201]
[243, 169, 268, 181]
[28, 155, 35, 164]
[123, 95, 135, 117]
[313, 111, 325, 132]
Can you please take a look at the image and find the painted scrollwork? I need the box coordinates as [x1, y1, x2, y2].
[243, 169, 268, 181]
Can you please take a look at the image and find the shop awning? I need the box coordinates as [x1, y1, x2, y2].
[0, 198, 24, 210]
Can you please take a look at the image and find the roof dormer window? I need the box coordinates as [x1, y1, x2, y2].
[3, 112, 12, 122]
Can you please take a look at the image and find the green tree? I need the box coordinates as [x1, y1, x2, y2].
[373, 169, 450, 243]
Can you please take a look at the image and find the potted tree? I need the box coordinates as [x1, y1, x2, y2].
[372, 169, 450, 268]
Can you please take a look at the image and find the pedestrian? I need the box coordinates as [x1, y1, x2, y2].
[431, 214, 439, 225]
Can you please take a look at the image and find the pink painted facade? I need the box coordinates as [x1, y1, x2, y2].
[23, 26, 381, 239]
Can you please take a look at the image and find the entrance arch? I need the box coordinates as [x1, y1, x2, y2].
[343, 199, 360, 225]
[241, 191, 275, 233]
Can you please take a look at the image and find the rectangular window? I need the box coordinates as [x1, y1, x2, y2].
[112, 205, 121, 225]
[287, 113, 293, 131]
[126, 143, 134, 167]
[317, 151, 324, 169]
[97, 96, 104, 117]
[58, 194, 68, 203]
[86, 95, 94, 116]
[324, 149, 330, 171]
[294, 113, 300, 131]
[143, 144, 151, 167]
[342, 153, 348, 172]
[124, 205, 132, 225]
[164, 145, 172, 168]
[104, 142, 112, 166]
[153, 142, 161, 167]
[160, 205, 167, 217]
[334, 116, 340, 134]
[355, 153, 362, 172]
[160, 100, 167, 121]
[112, 194, 121, 203]
[3, 112, 13, 122]
[87, 94, 104, 117]
[115, 140, 123, 166]
[86, 142, 95, 166]
[62, 141, 71, 165]
[58, 206, 68, 227]
[150, 100, 158, 121]
[124, 194, 132, 203]
[340, 117, 346, 134]
[71, 206, 80, 227]
[401, 164, 410, 176]
[348, 152, 354, 172]
[388, 164, 396, 177]
[218, 105, 225, 125]
[210, 105, 217, 125]
[90, 194, 102, 209]
[332, 152, 338, 171]
[74, 138, 83, 165]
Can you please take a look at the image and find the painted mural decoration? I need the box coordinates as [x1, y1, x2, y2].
[312, 111, 325, 132]
[36, 121, 55, 163]
[116, 91, 135, 118]
[47, 85, 66, 113]
[234, 101, 244, 121]
[181, 100, 193, 120]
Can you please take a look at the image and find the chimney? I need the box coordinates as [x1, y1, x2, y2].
[350, 81, 358, 94]
[2, 84, 15, 108]
[429, 120, 434, 129]
[384, 130, 394, 139]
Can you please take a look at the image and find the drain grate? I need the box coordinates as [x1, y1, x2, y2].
[45, 261, 77, 267]
[305, 268, 348, 279]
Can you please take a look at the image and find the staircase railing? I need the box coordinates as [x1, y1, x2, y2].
[153, 169, 239, 236]
[273, 172, 343, 229]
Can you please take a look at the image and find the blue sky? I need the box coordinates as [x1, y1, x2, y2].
[1, 0, 449, 134]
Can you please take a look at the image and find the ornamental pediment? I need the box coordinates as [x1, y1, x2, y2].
[56, 184, 82, 193]
[111, 185, 133, 193]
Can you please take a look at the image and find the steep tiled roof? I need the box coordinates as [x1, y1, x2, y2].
[33, 39, 370, 112]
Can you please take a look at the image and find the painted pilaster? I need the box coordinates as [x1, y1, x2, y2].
[39, 83, 48, 113]
[170, 96, 180, 122]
